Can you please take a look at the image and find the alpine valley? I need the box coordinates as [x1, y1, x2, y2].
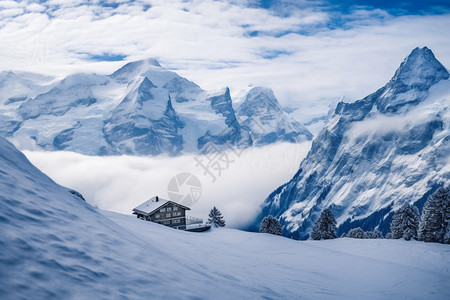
[252, 47, 450, 239]
[0, 59, 311, 156]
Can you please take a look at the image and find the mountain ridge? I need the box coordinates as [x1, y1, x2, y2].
[0, 59, 311, 155]
[251, 47, 450, 239]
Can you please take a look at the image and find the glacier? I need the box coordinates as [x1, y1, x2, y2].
[0, 136, 449, 299]
[251, 47, 450, 239]
[0, 59, 311, 156]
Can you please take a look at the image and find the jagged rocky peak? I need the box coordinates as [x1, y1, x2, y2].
[111, 58, 162, 82]
[139, 77, 157, 89]
[237, 87, 283, 116]
[163, 77, 201, 93]
[206, 87, 234, 114]
[251, 47, 450, 240]
[337, 47, 450, 115]
[133, 77, 157, 105]
[236, 87, 312, 145]
[390, 47, 449, 88]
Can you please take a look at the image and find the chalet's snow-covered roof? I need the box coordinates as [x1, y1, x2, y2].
[132, 196, 190, 215]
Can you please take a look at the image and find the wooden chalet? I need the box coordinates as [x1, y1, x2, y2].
[132, 196, 210, 232]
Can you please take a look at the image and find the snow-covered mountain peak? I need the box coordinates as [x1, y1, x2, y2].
[0, 71, 56, 107]
[238, 87, 283, 116]
[252, 47, 450, 240]
[206, 87, 230, 98]
[110, 58, 163, 83]
[360, 47, 450, 114]
[236, 87, 312, 145]
[2, 58, 312, 156]
[138, 77, 158, 94]
[390, 47, 449, 88]
[60, 72, 108, 87]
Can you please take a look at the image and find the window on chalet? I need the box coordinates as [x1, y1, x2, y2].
[173, 206, 179, 211]
[167, 207, 172, 212]
[173, 219, 180, 224]
[163, 220, 170, 225]
[174, 212, 181, 216]
[155, 214, 160, 218]
[160, 208, 166, 213]
[166, 213, 171, 218]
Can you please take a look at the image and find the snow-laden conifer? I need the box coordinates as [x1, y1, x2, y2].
[390, 204, 420, 240]
[311, 208, 337, 240]
[418, 187, 450, 243]
[346, 227, 365, 239]
[259, 215, 282, 235]
[208, 206, 226, 227]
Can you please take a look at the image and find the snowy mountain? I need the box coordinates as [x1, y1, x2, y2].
[252, 47, 450, 239]
[236, 87, 312, 144]
[0, 71, 56, 138]
[0, 136, 448, 299]
[0, 59, 311, 155]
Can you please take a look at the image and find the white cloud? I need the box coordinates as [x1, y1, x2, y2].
[348, 79, 450, 139]
[4, 0, 448, 111]
[26, 3, 46, 13]
[24, 142, 311, 229]
[0, 0, 21, 9]
[2, 6, 449, 127]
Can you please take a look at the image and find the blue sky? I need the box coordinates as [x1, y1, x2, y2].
[1, 0, 449, 107]
[259, 0, 450, 14]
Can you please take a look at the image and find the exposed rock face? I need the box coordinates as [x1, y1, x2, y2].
[1, 59, 311, 155]
[251, 47, 450, 240]
[236, 87, 312, 145]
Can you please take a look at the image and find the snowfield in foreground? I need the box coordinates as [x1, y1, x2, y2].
[104, 212, 450, 299]
[1, 137, 449, 299]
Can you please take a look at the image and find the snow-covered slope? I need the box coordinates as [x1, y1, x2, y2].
[0, 135, 241, 298]
[0, 71, 56, 107]
[0, 137, 449, 298]
[0, 60, 311, 155]
[252, 47, 450, 239]
[236, 87, 312, 144]
[0, 71, 56, 138]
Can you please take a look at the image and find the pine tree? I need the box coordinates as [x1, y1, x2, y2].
[444, 227, 450, 244]
[418, 187, 450, 243]
[347, 227, 365, 239]
[364, 229, 383, 239]
[259, 215, 282, 235]
[208, 206, 225, 227]
[311, 208, 337, 240]
[390, 203, 420, 240]
[373, 229, 383, 239]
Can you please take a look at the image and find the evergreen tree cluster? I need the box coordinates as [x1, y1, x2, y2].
[256, 187, 449, 244]
[259, 215, 282, 235]
[208, 206, 226, 227]
[390, 204, 420, 240]
[385, 186, 450, 244]
[343, 227, 383, 239]
[311, 208, 337, 240]
[364, 229, 383, 239]
[418, 186, 450, 243]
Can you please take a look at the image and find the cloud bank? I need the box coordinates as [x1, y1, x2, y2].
[24, 142, 311, 228]
[1, 0, 449, 110]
